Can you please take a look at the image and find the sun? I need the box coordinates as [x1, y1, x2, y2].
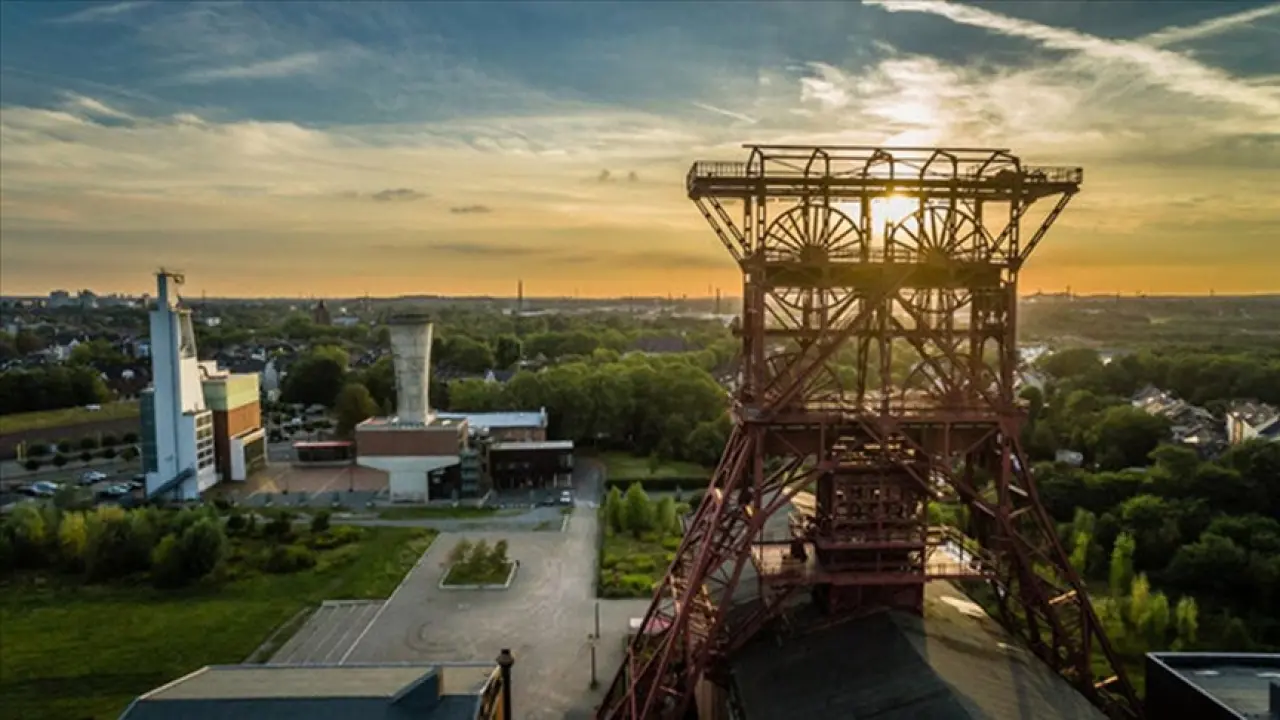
[838, 195, 920, 239]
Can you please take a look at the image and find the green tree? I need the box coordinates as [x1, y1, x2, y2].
[1088, 406, 1171, 470]
[58, 511, 89, 571]
[310, 510, 331, 534]
[624, 483, 653, 538]
[1110, 532, 1136, 596]
[605, 487, 625, 534]
[282, 345, 349, 407]
[1173, 596, 1199, 650]
[655, 496, 677, 536]
[494, 335, 523, 368]
[334, 382, 379, 437]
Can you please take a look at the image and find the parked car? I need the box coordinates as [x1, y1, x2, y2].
[29, 481, 60, 497]
[80, 470, 107, 486]
[98, 484, 131, 498]
[558, 490, 574, 506]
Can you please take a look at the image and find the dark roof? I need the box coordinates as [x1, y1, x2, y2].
[119, 663, 494, 720]
[731, 582, 1105, 720]
[1148, 653, 1280, 719]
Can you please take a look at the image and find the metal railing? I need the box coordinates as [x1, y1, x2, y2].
[687, 161, 1082, 193]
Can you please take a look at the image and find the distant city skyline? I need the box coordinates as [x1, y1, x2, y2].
[1, 1, 1277, 296]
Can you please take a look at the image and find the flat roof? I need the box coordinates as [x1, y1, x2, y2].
[1149, 653, 1280, 718]
[143, 665, 432, 701]
[294, 441, 355, 449]
[436, 410, 546, 430]
[491, 440, 574, 452]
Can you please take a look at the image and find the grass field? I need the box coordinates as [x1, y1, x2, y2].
[0, 401, 140, 435]
[601, 452, 710, 480]
[0, 527, 436, 720]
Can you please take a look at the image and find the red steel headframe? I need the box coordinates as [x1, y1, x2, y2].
[596, 146, 1141, 720]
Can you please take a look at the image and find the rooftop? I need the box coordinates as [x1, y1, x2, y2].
[437, 409, 547, 430]
[490, 439, 574, 452]
[731, 582, 1106, 720]
[1149, 653, 1280, 719]
[121, 663, 496, 720]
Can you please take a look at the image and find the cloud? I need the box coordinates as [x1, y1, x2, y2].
[692, 102, 758, 125]
[449, 205, 492, 214]
[863, 0, 1280, 119]
[49, 1, 149, 24]
[1141, 3, 1280, 47]
[177, 52, 329, 84]
[371, 188, 427, 202]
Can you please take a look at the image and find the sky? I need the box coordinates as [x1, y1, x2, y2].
[1, 1, 1278, 298]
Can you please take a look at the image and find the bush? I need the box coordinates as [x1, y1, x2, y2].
[261, 544, 317, 573]
[263, 510, 295, 542]
[99, 447, 117, 460]
[448, 539, 473, 566]
[52, 454, 68, 468]
[310, 510, 331, 534]
[7, 505, 51, 568]
[56, 440, 73, 454]
[0, 532, 13, 577]
[102, 434, 119, 447]
[225, 512, 247, 535]
[309, 525, 362, 550]
[23, 459, 41, 472]
[604, 476, 712, 493]
[80, 436, 100, 451]
[58, 511, 89, 571]
[28, 443, 50, 457]
[150, 535, 184, 588]
[86, 505, 149, 581]
[78, 450, 93, 463]
[121, 446, 139, 461]
[122, 432, 139, 444]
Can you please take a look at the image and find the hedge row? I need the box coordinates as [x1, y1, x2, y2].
[602, 476, 710, 493]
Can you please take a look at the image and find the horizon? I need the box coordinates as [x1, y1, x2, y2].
[1, 1, 1278, 296]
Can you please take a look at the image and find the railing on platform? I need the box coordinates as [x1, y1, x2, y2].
[687, 161, 1082, 194]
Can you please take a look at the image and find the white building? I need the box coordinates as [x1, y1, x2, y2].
[141, 271, 218, 500]
[1225, 401, 1280, 445]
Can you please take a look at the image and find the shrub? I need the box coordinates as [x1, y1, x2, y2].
[80, 436, 99, 451]
[624, 483, 653, 537]
[655, 497, 677, 535]
[631, 555, 656, 573]
[99, 447, 117, 460]
[661, 536, 681, 551]
[78, 450, 93, 463]
[263, 510, 295, 542]
[23, 459, 41, 472]
[261, 544, 317, 573]
[7, 505, 50, 568]
[52, 454, 69, 468]
[101, 434, 119, 447]
[0, 532, 13, 577]
[309, 526, 362, 550]
[151, 535, 184, 587]
[225, 512, 247, 535]
[121, 446, 139, 461]
[310, 510, 331, 534]
[56, 440, 73, 454]
[122, 432, 139, 444]
[86, 505, 148, 581]
[28, 443, 50, 457]
[448, 539, 473, 566]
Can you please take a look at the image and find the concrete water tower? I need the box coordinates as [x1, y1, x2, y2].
[387, 313, 433, 424]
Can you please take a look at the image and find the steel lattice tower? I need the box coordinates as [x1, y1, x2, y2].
[596, 146, 1142, 720]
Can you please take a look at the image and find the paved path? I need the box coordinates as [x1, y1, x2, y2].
[337, 460, 646, 719]
[269, 600, 385, 665]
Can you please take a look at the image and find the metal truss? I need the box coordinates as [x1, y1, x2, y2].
[596, 146, 1140, 720]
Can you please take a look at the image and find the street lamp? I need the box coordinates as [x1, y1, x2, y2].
[496, 648, 514, 719]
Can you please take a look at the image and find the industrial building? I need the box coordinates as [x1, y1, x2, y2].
[118, 653, 515, 720]
[1146, 653, 1280, 720]
[140, 271, 266, 500]
[355, 315, 572, 502]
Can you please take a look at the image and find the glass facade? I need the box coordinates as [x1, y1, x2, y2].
[140, 389, 159, 473]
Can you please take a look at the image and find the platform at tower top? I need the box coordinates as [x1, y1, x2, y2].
[729, 581, 1106, 720]
[686, 145, 1082, 202]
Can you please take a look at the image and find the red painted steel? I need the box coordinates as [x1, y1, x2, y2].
[595, 146, 1141, 720]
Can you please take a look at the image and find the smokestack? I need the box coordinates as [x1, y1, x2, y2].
[387, 313, 433, 424]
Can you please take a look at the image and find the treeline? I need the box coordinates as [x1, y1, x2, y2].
[1038, 346, 1280, 408]
[0, 365, 109, 416]
[0, 502, 363, 589]
[1036, 439, 1280, 652]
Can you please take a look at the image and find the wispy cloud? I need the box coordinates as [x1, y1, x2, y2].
[1141, 3, 1280, 47]
[177, 52, 328, 84]
[371, 188, 427, 202]
[449, 205, 492, 214]
[691, 102, 757, 125]
[863, 0, 1280, 118]
[49, 1, 150, 25]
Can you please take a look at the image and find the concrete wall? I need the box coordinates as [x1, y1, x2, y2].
[389, 321, 433, 424]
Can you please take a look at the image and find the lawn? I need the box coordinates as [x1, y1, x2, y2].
[601, 452, 711, 480]
[0, 527, 436, 720]
[0, 401, 140, 435]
